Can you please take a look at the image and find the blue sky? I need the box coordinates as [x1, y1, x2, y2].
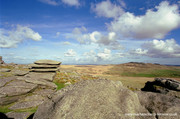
[0, 0, 180, 65]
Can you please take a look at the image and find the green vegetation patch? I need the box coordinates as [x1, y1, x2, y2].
[54, 82, 65, 90]
[104, 63, 180, 78]
[121, 69, 180, 78]
[0, 103, 14, 113]
[53, 71, 99, 90]
[14, 106, 38, 113]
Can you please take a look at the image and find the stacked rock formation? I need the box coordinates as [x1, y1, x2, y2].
[0, 56, 5, 64]
[30, 60, 61, 72]
[0, 59, 61, 119]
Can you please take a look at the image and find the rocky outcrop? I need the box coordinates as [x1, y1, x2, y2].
[34, 60, 61, 65]
[12, 70, 29, 76]
[6, 112, 32, 119]
[29, 60, 61, 72]
[136, 91, 180, 119]
[0, 80, 37, 97]
[141, 78, 180, 94]
[0, 56, 5, 64]
[0, 60, 61, 119]
[34, 79, 153, 119]
[0, 68, 11, 72]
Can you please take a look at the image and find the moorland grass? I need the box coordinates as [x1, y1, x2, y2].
[121, 69, 180, 77]
[104, 64, 180, 78]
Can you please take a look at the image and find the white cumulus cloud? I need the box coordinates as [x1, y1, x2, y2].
[143, 39, 180, 58]
[0, 25, 42, 48]
[64, 49, 77, 57]
[91, 0, 124, 18]
[109, 1, 180, 39]
[97, 48, 111, 60]
[130, 48, 148, 55]
[69, 27, 122, 50]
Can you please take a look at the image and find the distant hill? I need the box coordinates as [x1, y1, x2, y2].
[104, 62, 180, 78]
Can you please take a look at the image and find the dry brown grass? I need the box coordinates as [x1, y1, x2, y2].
[60, 63, 180, 90]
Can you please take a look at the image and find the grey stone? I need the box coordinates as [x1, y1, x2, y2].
[0, 56, 5, 64]
[142, 78, 180, 94]
[23, 94, 45, 101]
[0, 77, 15, 87]
[136, 91, 180, 119]
[25, 72, 55, 81]
[34, 79, 152, 119]
[6, 112, 31, 119]
[0, 80, 37, 96]
[34, 60, 61, 65]
[9, 100, 44, 110]
[33, 89, 55, 97]
[30, 64, 59, 68]
[0, 95, 26, 105]
[155, 78, 180, 91]
[12, 70, 29, 76]
[24, 77, 57, 89]
[0, 68, 11, 72]
[30, 68, 58, 72]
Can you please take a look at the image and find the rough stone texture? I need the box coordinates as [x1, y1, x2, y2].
[33, 89, 55, 97]
[0, 95, 23, 105]
[34, 60, 61, 65]
[136, 91, 180, 119]
[34, 79, 152, 119]
[0, 68, 11, 72]
[24, 77, 57, 89]
[30, 60, 61, 73]
[0, 77, 15, 87]
[25, 72, 56, 82]
[6, 112, 31, 119]
[9, 100, 44, 110]
[0, 80, 37, 96]
[12, 70, 29, 76]
[155, 78, 180, 91]
[141, 78, 180, 94]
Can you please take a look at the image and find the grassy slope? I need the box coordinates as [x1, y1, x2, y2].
[104, 62, 180, 78]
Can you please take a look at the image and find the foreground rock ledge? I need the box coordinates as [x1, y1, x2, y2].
[33, 79, 152, 119]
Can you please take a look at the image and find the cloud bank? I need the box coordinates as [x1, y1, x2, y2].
[109, 1, 180, 39]
[91, 0, 124, 18]
[0, 25, 42, 48]
[68, 27, 122, 50]
[132, 39, 180, 58]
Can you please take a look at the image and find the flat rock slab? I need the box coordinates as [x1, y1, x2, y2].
[0, 80, 37, 96]
[12, 70, 29, 76]
[33, 89, 55, 97]
[6, 112, 31, 119]
[0, 95, 26, 105]
[30, 64, 59, 68]
[0, 77, 15, 87]
[9, 100, 44, 110]
[30, 68, 58, 72]
[34, 60, 61, 65]
[25, 72, 55, 81]
[0, 68, 11, 72]
[23, 94, 45, 101]
[25, 77, 57, 89]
